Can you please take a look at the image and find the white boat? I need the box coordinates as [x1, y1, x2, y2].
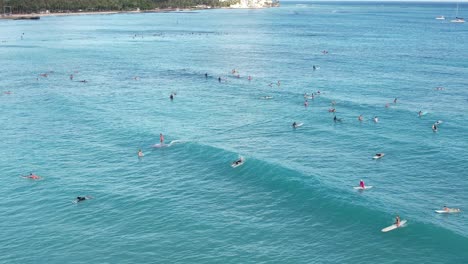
[435, 16, 445, 20]
[451, 3, 465, 23]
[451, 17, 465, 23]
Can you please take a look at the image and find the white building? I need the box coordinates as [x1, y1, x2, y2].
[220, 0, 279, 8]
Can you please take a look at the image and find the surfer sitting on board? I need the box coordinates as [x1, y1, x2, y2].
[292, 122, 297, 128]
[432, 124, 437, 132]
[160, 133, 164, 144]
[358, 115, 363, 122]
[360, 180, 365, 189]
[395, 215, 401, 227]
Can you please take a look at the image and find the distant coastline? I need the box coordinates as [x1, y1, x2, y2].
[0, 7, 249, 20]
[0, 0, 280, 20]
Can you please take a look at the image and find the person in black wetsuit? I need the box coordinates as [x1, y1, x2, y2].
[75, 196, 92, 203]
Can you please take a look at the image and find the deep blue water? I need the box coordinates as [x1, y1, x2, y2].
[1, 2, 467, 263]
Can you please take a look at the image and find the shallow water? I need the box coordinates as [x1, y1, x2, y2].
[1, 2, 467, 263]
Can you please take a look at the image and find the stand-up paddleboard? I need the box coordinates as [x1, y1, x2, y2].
[381, 220, 407, 232]
[373, 153, 385, 159]
[435, 209, 461, 214]
[293, 123, 304, 128]
[231, 157, 244, 168]
[353, 186, 373, 190]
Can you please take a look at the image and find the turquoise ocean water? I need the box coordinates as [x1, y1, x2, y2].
[1, 1, 467, 263]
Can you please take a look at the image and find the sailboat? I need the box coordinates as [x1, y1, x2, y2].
[451, 2, 465, 23]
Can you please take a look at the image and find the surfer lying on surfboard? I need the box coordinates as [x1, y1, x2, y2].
[442, 206, 461, 213]
[231, 157, 244, 168]
[373, 153, 384, 159]
[22, 173, 41, 180]
[74, 196, 93, 203]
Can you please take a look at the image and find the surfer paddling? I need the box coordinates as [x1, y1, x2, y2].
[443, 206, 461, 212]
[75, 196, 93, 203]
[22, 173, 41, 180]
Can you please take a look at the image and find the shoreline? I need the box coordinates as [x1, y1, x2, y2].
[0, 8, 201, 20]
[0, 6, 274, 20]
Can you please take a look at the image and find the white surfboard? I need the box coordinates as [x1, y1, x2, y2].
[373, 154, 385, 159]
[418, 111, 428, 117]
[435, 209, 461, 214]
[261, 96, 273, 100]
[231, 157, 244, 168]
[353, 186, 373, 190]
[293, 123, 304, 128]
[381, 220, 407, 232]
[435, 120, 443, 125]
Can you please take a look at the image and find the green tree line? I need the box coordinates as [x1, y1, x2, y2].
[1, 0, 237, 14]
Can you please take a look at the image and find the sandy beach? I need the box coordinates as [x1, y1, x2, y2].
[0, 8, 197, 20]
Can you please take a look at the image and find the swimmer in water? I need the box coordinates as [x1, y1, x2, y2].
[160, 133, 164, 144]
[70, 74, 74, 80]
[138, 149, 144, 157]
[373, 116, 379, 123]
[170, 94, 174, 101]
[358, 115, 363, 122]
[277, 80, 281, 87]
[248, 76, 252, 81]
[218, 77, 221, 83]
[304, 100, 309, 107]
[394, 98, 398, 104]
[205, 73, 208, 79]
[432, 124, 438, 132]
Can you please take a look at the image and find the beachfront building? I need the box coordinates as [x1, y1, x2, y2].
[220, 0, 279, 8]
